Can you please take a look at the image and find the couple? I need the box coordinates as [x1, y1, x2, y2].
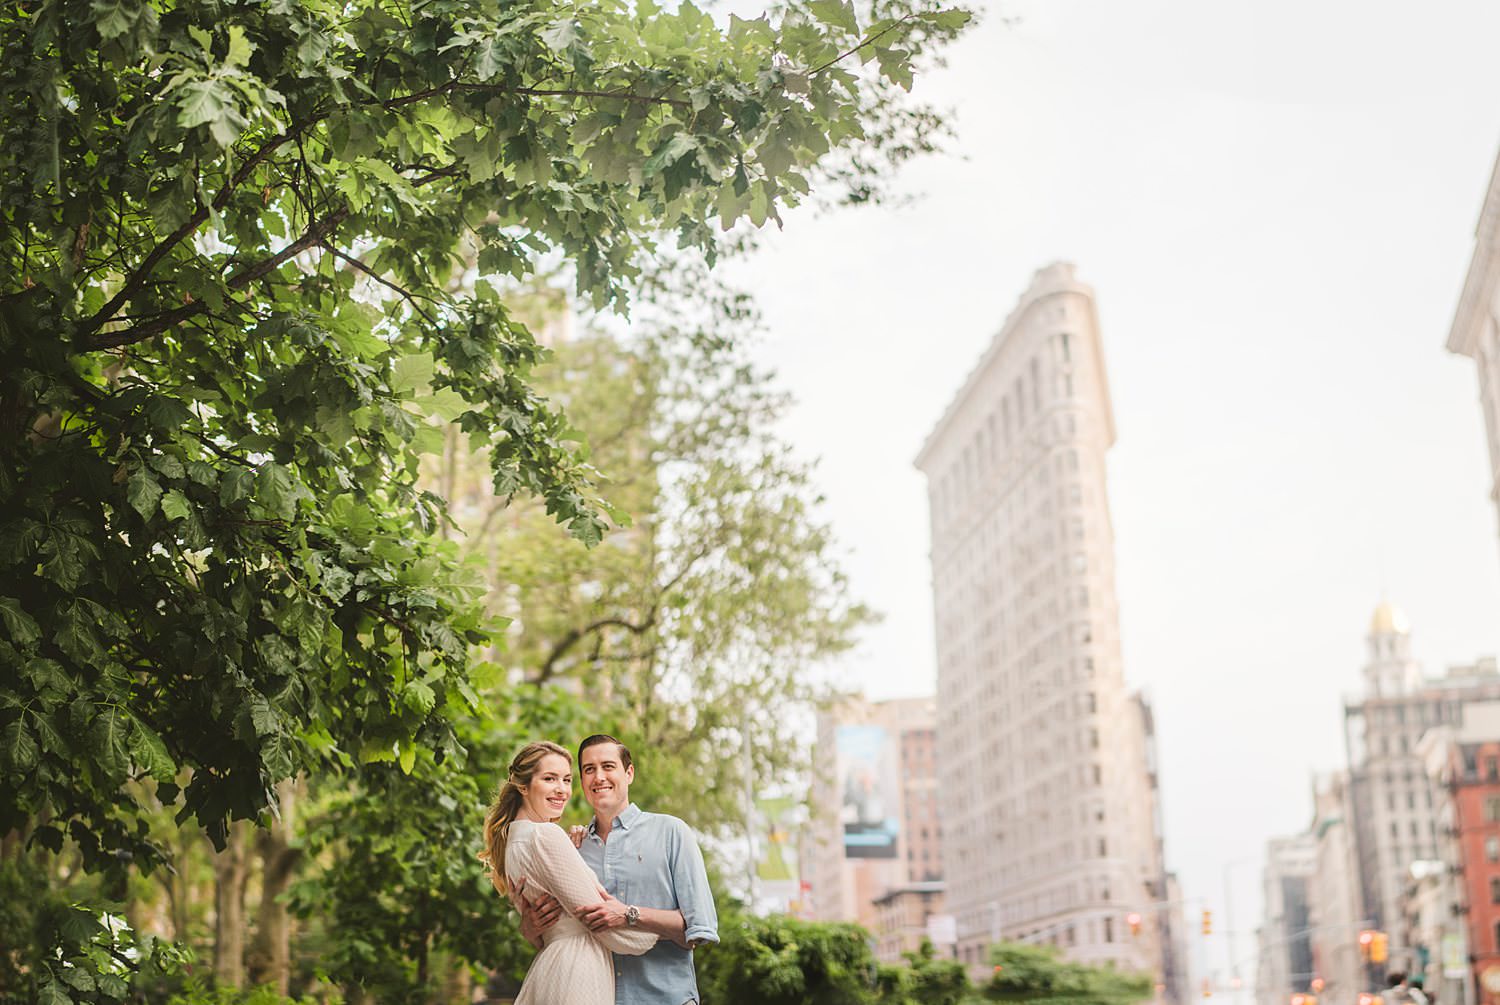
[481, 734, 718, 1005]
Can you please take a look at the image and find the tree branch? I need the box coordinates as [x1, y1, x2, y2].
[81, 122, 318, 338]
[532, 615, 654, 684]
[88, 207, 351, 350]
[810, 13, 917, 76]
[385, 81, 691, 111]
[321, 242, 439, 327]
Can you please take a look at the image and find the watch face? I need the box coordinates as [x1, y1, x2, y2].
[626, 906, 640, 926]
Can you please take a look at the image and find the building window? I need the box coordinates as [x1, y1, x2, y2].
[1486, 797, 1500, 823]
[1486, 837, 1499, 862]
[1490, 877, 1500, 905]
[1493, 920, 1500, 952]
[1104, 917, 1114, 943]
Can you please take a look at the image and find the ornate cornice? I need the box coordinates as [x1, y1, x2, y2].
[1448, 146, 1500, 359]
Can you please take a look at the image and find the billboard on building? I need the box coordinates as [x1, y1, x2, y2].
[837, 724, 899, 858]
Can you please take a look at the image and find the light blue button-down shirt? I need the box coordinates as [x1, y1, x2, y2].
[579, 803, 719, 1005]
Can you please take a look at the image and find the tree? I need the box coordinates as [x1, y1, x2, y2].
[453, 261, 876, 834]
[0, 0, 968, 996]
[984, 942, 1154, 1005]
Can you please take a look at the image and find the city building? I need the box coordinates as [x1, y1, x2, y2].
[1306, 772, 1366, 1005]
[1419, 700, 1500, 1005]
[1401, 860, 1461, 1005]
[914, 263, 1167, 977]
[1255, 834, 1317, 1005]
[803, 695, 945, 959]
[872, 883, 948, 961]
[1447, 144, 1500, 565]
[1343, 604, 1500, 954]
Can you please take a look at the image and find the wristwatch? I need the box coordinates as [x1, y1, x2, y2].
[625, 905, 640, 927]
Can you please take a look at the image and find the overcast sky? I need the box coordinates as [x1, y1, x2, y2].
[720, 0, 1500, 986]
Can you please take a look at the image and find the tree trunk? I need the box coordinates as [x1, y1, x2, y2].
[212, 820, 252, 988]
[247, 778, 303, 994]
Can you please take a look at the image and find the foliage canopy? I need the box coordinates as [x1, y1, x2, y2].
[0, 0, 969, 997]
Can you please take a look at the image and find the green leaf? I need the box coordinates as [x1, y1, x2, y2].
[0, 596, 40, 646]
[220, 467, 254, 505]
[473, 37, 507, 80]
[402, 680, 436, 714]
[540, 19, 580, 52]
[398, 742, 416, 775]
[127, 471, 163, 519]
[128, 718, 175, 781]
[808, 0, 858, 33]
[256, 464, 303, 520]
[3, 719, 38, 772]
[412, 387, 469, 421]
[37, 980, 74, 1005]
[61, 968, 95, 993]
[91, 706, 130, 778]
[90, 0, 137, 40]
[391, 353, 435, 394]
[176, 79, 231, 129]
[226, 25, 254, 68]
[160, 489, 193, 523]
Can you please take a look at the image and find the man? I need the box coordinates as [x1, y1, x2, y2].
[515, 734, 718, 1004]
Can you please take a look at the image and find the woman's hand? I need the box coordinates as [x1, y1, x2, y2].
[569, 824, 587, 849]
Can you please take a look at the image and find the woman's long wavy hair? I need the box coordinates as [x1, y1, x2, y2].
[480, 740, 572, 899]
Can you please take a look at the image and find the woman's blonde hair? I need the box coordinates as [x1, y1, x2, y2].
[480, 740, 572, 898]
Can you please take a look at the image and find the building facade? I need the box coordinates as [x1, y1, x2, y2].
[803, 695, 945, 959]
[1256, 834, 1317, 1005]
[872, 883, 948, 961]
[1421, 702, 1500, 1005]
[1307, 772, 1366, 1005]
[915, 263, 1165, 976]
[1447, 145, 1500, 565]
[1343, 605, 1500, 951]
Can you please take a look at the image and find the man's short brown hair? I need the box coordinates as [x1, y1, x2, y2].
[578, 733, 633, 770]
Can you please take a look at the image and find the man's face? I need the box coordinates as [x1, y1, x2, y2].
[580, 742, 633, 818]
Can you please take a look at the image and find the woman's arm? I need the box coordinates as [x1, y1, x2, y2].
[531, 824, 657, 956]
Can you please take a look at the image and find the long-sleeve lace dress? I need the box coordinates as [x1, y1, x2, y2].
[504, 818, 657, 1005]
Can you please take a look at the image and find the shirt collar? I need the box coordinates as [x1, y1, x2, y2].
[589, 802, 641, 835]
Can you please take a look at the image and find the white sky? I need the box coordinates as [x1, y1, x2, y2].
[721, 0, 1500, 986]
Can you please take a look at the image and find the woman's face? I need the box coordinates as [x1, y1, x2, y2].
[521, 753, 573, 822]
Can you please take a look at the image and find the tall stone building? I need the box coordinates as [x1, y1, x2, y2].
[1344, 604, 1500, 948]
[915, 263, 1165, 974]
[1448, 146, 1500, 563]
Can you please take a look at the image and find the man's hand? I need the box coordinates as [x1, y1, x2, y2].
[511, 877, 563, 950]
[577, 890, 630, 932]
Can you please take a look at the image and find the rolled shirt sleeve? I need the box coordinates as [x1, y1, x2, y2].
[670, 819, 719, 946]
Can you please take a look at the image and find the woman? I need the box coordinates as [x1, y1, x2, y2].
[480, 740, 655, 1004]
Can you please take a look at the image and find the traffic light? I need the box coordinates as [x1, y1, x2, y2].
[1202, 978, 1213, 998]
[1127, 912, 1143, 937]
[1371, 932, 1388, 964]
[1202, 910, 1213, 935]
[1358, 930, 1376, 960]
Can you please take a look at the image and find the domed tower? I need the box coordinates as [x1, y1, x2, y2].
[1362, 600, 1420, 697]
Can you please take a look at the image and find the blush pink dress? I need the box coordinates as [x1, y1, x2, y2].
[504, 819, 656, 1005]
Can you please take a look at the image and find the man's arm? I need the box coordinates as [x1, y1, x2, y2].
[576, 893, 689, 949]
[510, 877, 563, 951]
